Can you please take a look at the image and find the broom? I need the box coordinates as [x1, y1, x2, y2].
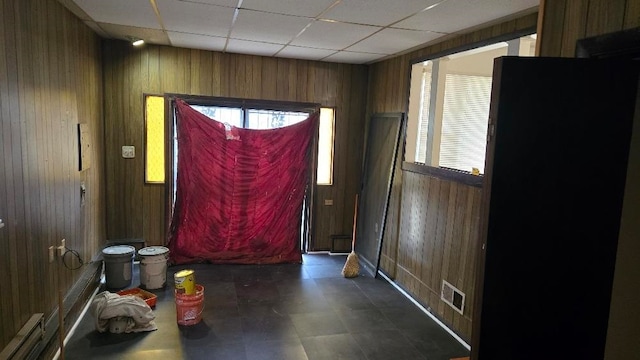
[342, 194, 360, 278]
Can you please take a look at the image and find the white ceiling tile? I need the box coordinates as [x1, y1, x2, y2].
[394, 0, 539, 33]
[241, 0, 337, 17]
[64, 0, 540, 64]
[167, 32, 227, 51]
[226, 39, 284, 56]
[321, 0, 441, 26]
[276, 46, 337, 61]
[323, 51, 386, 64]
[346, 28, 443, 54]
[231, 9, 313, 44]
[72, 0, 160, 29]
[98, 23, 171, 45]
[157, 0, 235, 37]
[291, 20, 381, 50]
[178, 0, 238, 7]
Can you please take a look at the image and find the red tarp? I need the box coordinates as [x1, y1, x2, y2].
[168, 99, 318, 264]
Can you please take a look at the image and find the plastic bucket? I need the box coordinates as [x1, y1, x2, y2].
[102, 245, 136, 289]
[175, 284, 204, 326]
[138, 246, 170, 290]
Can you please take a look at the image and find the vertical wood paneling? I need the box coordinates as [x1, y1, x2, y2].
[624, 0, 640, 27]
[539, 0, 567, 57]
[369, 13, 537, 343]
[7, 0, 29, 328]
[1, 0, 104, 351]
[560, 0, 589, 57]
[0, 0, 19, 340]
[586, 0, 628, 36]
[261, 57, 278, 98]
[395, 171, 481, 341]
[18, 0, 40, 314]
[538, 0, 638, 58]
[103, 42, 368, 250]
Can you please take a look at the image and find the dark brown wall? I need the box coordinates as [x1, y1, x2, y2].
[0, 0, 104, 350]
[537, 0, 640, 57]
[536, 1, 640, 359]
[102, 42, 368, 251]
[367, 12, 538, 342]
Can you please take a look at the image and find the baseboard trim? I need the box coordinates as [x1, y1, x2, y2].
[378, 270, 471, 351]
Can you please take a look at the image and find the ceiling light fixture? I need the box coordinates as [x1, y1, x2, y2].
[126, 36, 145, 46]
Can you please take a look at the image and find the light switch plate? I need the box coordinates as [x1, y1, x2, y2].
[122, 146, 135, 158]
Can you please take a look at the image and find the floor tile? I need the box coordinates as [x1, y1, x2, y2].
[352, 329, 425, 360]
[62, 254, 470, 360]
[240, 315, 299, 344]
[244, 338, 308, 360]
[184, 342, 247, 360]
[290, 311, 348, 337]
[323, 289, 375, 311]
[336, 308, 396, 333]
[301, 333, 367, 360]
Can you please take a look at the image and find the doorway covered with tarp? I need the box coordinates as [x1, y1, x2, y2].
[168, 99, 319, 265]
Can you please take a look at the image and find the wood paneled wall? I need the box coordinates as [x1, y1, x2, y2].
[367, 12, 538, 342]
[0, 0, 104, 351]
[536, 1, 640, 359]
[537, 0, 640, 57]
[396, 171, 481, 340]
[102, 42, 368, 251]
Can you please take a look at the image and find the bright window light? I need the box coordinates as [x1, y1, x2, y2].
[317, 108, 335, 185]
[145, 95, 165, 183]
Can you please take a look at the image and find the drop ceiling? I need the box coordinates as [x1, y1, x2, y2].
[59, 0, 539, 64]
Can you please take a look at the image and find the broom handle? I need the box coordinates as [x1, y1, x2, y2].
[351, 194, 358, 251]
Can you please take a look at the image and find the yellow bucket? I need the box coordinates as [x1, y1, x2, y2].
[174, 269, 195, 295]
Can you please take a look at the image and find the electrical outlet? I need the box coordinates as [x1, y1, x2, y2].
[58, 239, 66, 256]
[49, 246, 55, 262]
[122, 146, 135, 158]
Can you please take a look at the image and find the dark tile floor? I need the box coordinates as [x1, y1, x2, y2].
[62, 254, 470, 360]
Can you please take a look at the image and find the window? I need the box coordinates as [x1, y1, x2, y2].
[145, 96, 335, 187]
[177, 98, 335, 186]
[317, 108, 335, 185]
[190, 105, 243, 127]
[145, 95, 165, 183]
[406, 33, 537, 174]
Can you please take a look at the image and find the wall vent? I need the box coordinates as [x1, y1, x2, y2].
[441, 280, 465, 315]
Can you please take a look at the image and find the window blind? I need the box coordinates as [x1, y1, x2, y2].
[439, 73, 492, 173]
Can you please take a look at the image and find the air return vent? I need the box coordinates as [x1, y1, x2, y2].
[441, 280, 465, 315]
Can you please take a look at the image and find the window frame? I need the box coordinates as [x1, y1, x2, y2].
[404, 28, 536, 184]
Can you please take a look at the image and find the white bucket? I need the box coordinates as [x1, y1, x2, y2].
[138, 246, 170, 289]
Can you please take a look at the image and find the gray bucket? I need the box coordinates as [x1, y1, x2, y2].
[102, 245, 136, 289]
[138, 246, 170, 289]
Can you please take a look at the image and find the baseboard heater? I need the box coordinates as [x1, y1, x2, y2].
[0, 313, 44, 359]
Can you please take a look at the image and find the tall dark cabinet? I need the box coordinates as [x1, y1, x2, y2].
[472, 57, 639, 360]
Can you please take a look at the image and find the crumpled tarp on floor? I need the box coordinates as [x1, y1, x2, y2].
[91, 291, 157, 334]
